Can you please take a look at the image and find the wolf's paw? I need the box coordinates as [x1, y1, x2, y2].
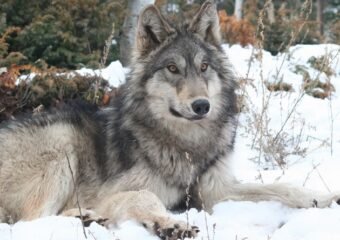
[0, 207, 11, 224]
[153, 222, 199, 240]
[76, 211, 109, 227]
[311, 193, 340, 208]
[62, 208, 108, 227]
[142, 218, 199, 240]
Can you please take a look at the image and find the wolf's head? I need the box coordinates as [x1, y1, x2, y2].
[126, 1, 237, 130]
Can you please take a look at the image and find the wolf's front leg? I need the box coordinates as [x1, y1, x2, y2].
[199, 161, 340, 210]
[94, 190, 199, 239]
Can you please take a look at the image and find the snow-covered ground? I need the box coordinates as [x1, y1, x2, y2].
[1, 44, 340, 240]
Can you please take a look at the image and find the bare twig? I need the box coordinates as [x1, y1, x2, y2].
[100, 23, 116, 69]
[65, 153, 87, 239]
[303, 163, 321, 187]
[184, 152, 194, 235]
[88, 230, 98, 240]
[272, 92, 305, 144]
[94, 23, 116, 104]
[328, 80, 334, 156]
[196, 176, 210, 240]
[250, 0, 268, 157]
[322, 49, 340, 156]
[273, 0, 313, 83]
[315, 165, 331, 193]
[212, 223, 216, 240]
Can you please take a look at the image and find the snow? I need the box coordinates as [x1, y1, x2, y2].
[0, 216, 112, 240]
[226, 44, 340, 189]
[16, 61, 128, 87]
[1, 44, 340, 240]
[76, 61, 128, 87]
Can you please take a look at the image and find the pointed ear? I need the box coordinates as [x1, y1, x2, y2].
[135, 5, 175, 56]
[188, 1, 221, 47]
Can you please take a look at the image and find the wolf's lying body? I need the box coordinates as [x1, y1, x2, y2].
[0, 1, 339, 239]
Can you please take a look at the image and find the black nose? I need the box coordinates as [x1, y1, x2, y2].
[191, 99, 210, 116]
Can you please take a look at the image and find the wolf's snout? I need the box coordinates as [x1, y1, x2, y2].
[192, 99, 210, 116]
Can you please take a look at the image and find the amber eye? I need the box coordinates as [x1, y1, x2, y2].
[201, 63, 208, 72]
[167, 64, 179, 73]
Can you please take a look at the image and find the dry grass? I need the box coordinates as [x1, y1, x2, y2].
[237, 0, 338, 171]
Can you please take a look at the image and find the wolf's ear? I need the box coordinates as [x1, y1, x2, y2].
[188, 1, 221, 47]
[135, 5, 175, 56]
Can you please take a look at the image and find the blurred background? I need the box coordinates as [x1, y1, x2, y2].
[0, 0, 339, 122]
[0, 0, 339, 69]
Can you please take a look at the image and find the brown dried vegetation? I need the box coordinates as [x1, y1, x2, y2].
[218, 10, 255, 46]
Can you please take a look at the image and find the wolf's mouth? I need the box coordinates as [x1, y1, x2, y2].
[169, 108, 205, 121]
[169, 107, 182, 118]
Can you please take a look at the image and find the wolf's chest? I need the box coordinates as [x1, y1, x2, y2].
[142, 143, 222, 188]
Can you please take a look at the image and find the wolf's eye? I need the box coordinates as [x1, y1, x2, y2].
[167, 64, 179, 74]
[201, 63, 208, 72]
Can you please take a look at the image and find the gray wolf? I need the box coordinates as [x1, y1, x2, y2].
[0, 1, 339, 239]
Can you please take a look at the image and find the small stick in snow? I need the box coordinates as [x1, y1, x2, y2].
[65, 153, 88, 239]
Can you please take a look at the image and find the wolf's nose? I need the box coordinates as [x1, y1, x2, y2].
[192, 99, 210, 116]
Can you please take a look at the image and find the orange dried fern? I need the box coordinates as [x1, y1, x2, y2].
[218, 10, 255, 46]
[0, 64, 39, 89]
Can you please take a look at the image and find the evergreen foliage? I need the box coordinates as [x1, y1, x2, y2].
[0, 0, 339, 122]
[1, 0, 339, 67]
[1, 0, 125, 69]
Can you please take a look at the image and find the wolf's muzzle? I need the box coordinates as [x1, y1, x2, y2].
[191, 99, 210, 116]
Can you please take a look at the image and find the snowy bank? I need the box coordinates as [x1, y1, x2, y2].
[1, 44, 340, 240]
